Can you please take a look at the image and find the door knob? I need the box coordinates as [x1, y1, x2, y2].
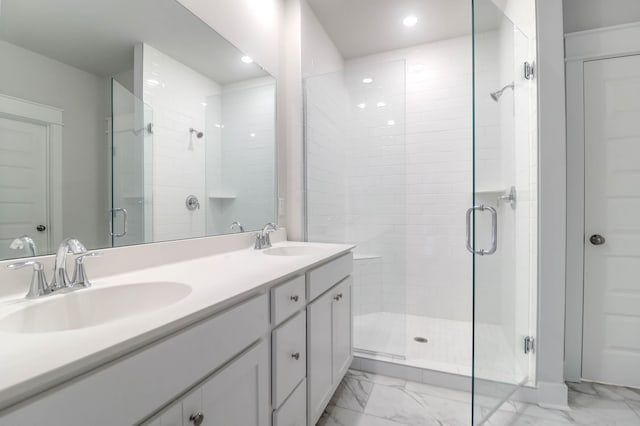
[589, 234, 606, 245]
[36, 225, 46, 232]
[189, 413, 204, 426]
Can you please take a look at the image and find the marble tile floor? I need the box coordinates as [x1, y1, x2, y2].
[318, 370, 640, 426]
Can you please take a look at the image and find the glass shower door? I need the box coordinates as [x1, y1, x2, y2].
[472, 0, 537, 423]
[305, 60, 408, 361]
[111, 79, 152, 247]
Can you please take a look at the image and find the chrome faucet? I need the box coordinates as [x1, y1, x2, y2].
[230, 221, 245, 233]
[50, 238, 87, 290]
[10, 235, 38, 257]
[255, 223, 278, 249]
[6, 261, 50, 299]
[6, 238, 102, 299]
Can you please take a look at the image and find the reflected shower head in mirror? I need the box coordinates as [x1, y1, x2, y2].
[490, 82, 514, 102]
[189, 128, 204, 138]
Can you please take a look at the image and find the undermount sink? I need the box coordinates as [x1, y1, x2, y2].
[263, 246, 324, 257]
[0, 282, 191, 333]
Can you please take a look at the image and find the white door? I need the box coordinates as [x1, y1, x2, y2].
[0, 117, 49, 258]
[583, 55, 640, 388]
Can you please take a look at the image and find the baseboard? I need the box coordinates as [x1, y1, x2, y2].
[351, 356, 569, 409]
[534, 381, 569, 410]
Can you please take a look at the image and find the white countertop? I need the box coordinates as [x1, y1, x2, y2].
[0, 240, 354, 411]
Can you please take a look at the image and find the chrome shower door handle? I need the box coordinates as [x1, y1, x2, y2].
[109, 208, 128, 237]
[466, 205, 498, 255]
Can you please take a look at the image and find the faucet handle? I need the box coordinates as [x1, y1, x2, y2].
[7, 261, 50, 299]
[72, 252, 103, 288]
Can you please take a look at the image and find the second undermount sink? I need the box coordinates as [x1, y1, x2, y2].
[0, 282, 191, 334]
[263, 246, 325, 257]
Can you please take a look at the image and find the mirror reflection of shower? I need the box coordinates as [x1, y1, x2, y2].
[490, 82, 514, 102]
[188, 127, 204, 151]
[189, 128, 204, 138]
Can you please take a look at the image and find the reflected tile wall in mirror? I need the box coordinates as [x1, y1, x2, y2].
[0, 0, 277, 260]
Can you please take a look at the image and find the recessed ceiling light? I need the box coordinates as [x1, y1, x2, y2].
[241, 55, 253, 64]
[376, 101, 386, 107]
[362, 77, 374, 84]
[250, 133, 256, 138]
[403, 15, 418, 27]
[146, 79, 159, 86]
[201, 102, 208, 107]
[357, 103, 366, 109]
[387, 120, 396, 126]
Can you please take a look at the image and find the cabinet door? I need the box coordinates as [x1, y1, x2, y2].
[307, 290, 333, 425]
[158, 402, 182, 426]
[200, 340, 269, 426]
[182, 388, 203, 426]
[332, 277, 352, 382]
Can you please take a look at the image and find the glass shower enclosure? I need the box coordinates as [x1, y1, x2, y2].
[472, 0, 537, 423]
[304, 0, 537, 422]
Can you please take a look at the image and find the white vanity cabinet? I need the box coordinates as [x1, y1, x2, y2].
[0, 248, 353, 426]
[148, 340, 270, 426]
[0, 294, 270, 426]
[307, 255, 353, 426]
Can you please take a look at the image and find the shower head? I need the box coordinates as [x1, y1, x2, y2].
[490, 83, 514, 102]
[189, 128, 204, 138]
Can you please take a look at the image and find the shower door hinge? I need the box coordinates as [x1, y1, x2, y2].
[524, 62, 535, 80]
[524, 336, 535, 354]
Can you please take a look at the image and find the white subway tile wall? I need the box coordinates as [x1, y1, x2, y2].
[143, 45, 276, 240]
[143, 44, 220, 242]
[210, 78, 276, 234]
[306, 29, 537, 372]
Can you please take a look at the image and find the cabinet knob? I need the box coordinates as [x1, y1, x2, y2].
[291, 352, 300, 360]
[190, 413, 204, 426]
[333, 293, 343, 301]
[589, 234, 605, 245]
[290, 294, 299, 302]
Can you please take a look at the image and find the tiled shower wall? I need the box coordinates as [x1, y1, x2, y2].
[143, 44, 220, 242]
[207, 78, 276, 235]
[306, 30, 536, 351]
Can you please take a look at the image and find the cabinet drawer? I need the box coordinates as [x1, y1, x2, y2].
[271, 275, 305, 326]
[273, 379, 306, 426]
[306, 253, 353, 301]
[272, 312, 306, 408]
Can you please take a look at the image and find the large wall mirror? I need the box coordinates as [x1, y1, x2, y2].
[0, 0, 277, 260]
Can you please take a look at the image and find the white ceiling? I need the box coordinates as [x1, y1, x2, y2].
[0, 0, 269, 84]
[306, 0, 501, 59]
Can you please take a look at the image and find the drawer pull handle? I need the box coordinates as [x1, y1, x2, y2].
[333, 293, 343, 301]
[290, 294, 299, 302]
[291, 352, 301, 360]
[189, 413, 204, 426]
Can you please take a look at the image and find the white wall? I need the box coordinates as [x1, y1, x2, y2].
[563, 0, 640, 33]
[535, 0, 569, 407]
[301, 0, 344, 78]
[0, 40, 109, 252]
[142, 44, 221, 242]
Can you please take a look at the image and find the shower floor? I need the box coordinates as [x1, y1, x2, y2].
[353, 312, 525, 383]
